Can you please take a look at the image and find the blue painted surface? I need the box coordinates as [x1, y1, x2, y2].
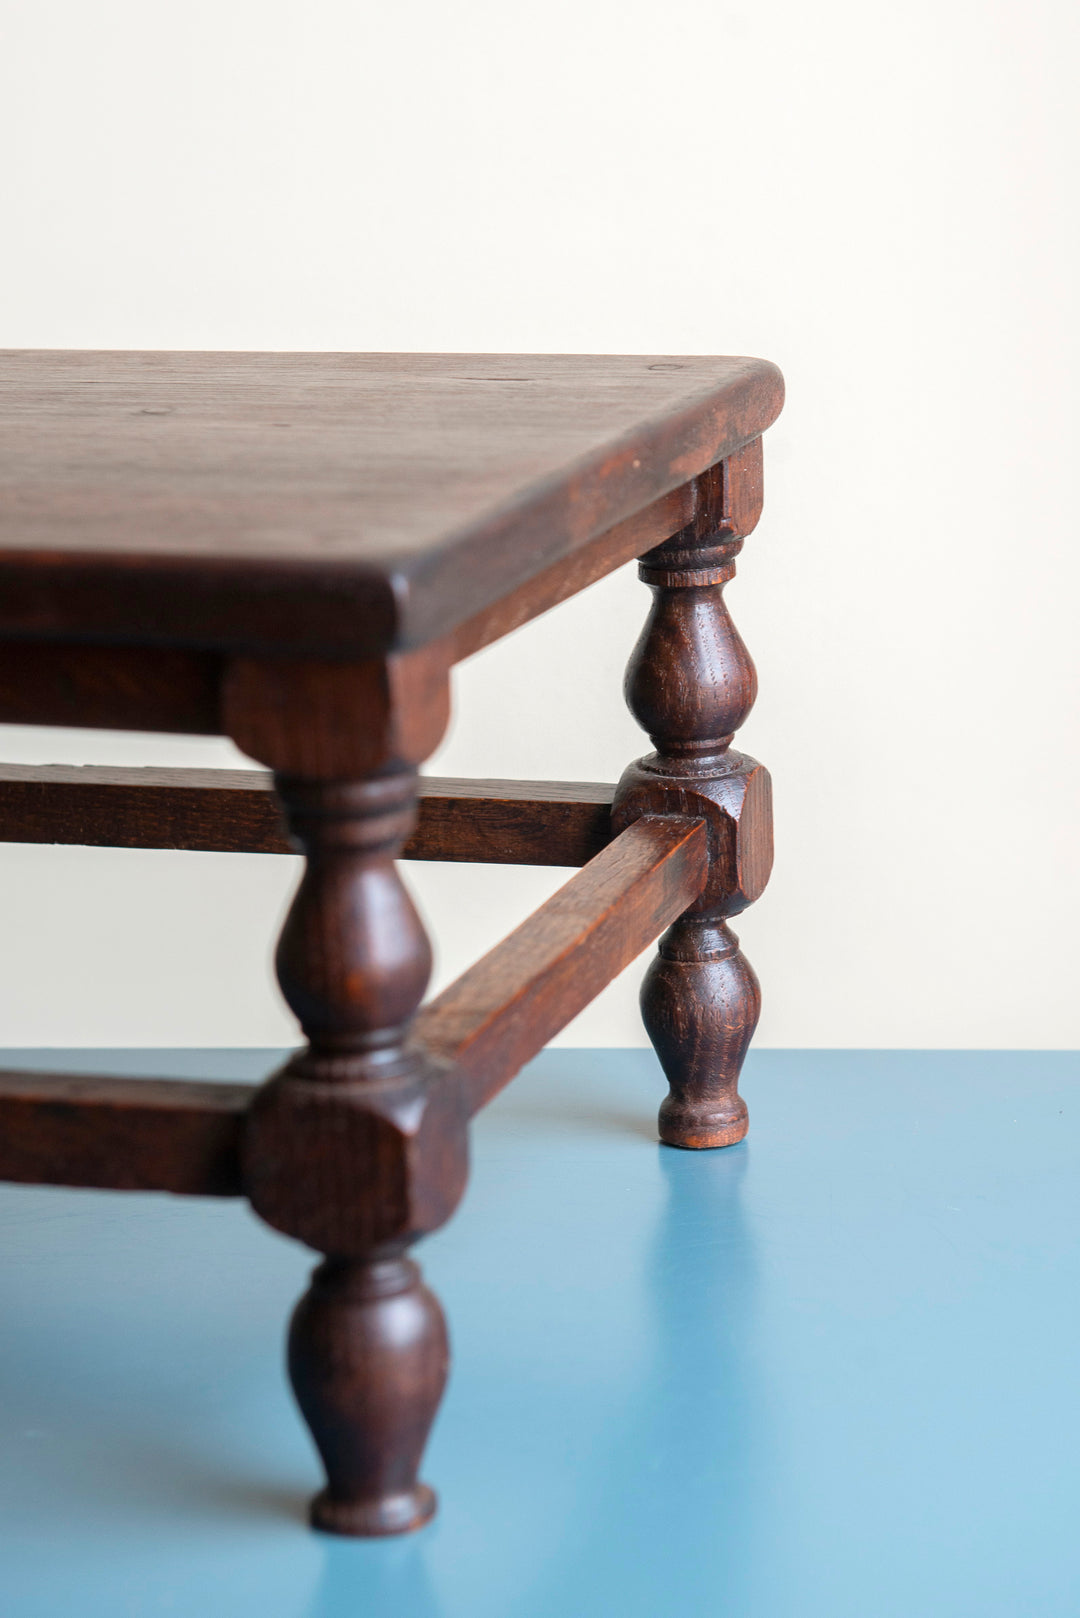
[0, 1047, 1078, 1617]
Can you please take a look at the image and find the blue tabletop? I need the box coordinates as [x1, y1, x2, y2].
[0, 1047, 1077, 1618]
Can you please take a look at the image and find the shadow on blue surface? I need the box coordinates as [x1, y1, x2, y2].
[0, 1048, 1078, 1617]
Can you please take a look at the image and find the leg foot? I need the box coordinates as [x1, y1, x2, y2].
[288, 1254, 449, 1537]
[617, 450, 773, 1152]
[642, 917, 759, 1150]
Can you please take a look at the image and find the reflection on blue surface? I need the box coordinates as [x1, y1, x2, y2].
[0, 1048, 1078, 1616]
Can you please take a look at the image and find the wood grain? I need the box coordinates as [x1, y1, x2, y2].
[0, 820, 707, 1201]
[613, 446, 773, 1148]
[242, 763, 459, 1541]
[0, 1071, 252, 1194]
[0, 642, 221, 733]
[416, 815, 708, 1114]
[288, 1255, 449, 1537]
[448, 482, 696, 661]
[0, 764, 617, 866]
[0, 351, 783, 655]
[0, 354, 785, 1538]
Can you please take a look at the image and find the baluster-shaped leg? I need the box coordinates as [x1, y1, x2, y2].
[288, 1252, 449, 1537]
[225, 653, 467, 1535]
[613, 443, 774, 1149]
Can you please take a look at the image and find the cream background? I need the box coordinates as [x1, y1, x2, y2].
[0, 0, 1076, 1047]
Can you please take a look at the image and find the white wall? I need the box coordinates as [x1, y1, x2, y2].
[0, 0, 1076, 1048]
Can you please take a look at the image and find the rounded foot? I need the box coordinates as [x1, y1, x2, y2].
[310, 1483, 437, 1537]
[658, 1092, 749, 1150]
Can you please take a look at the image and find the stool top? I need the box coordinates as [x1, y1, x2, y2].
[0, 351, 783, 657]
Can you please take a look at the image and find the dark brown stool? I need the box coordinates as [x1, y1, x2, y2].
[0, 350, 783, 1535]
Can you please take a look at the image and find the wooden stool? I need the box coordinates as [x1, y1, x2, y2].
[0, 351, 783, 1535]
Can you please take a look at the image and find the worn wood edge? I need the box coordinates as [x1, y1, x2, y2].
[0, 1072, 255, 1195]
[0, 764, 618, 865]
[404, 364, 785, 652]
[0, 482, 696, 727]
[447, 483, 696, 661]
[414, 815, 708, 1114]
[0, 359, 782, 659]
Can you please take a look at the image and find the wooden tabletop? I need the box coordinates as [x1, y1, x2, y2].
[0, 351, 783, 657]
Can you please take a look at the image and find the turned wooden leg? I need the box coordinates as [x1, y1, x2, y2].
[289, 1254, 449, 1536]
[643, 917, 758, 1150]
[226, 652, 466, 1535]
[239, 769, 467, 1534]
[238, 768, 467, 1534]
[613, 443, 774, 1149]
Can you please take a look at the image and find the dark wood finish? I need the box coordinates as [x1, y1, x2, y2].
[0, 352, 784, 1537]
[449, 482, 696, 661]
[253, 806, 704, 1534]
[0, 489, 695, 740]
[288, 1255, 449, 1537]
[0, 816, 704, 1204]
[638, 913, 762, 1147]
[0, 814, 705, 1206]
[222, 645, 453, 781]
[0, 351, 783, 656]
[0, 1071, 251, 1194]
[268, 772, 439, 1087]
[418, 815, 708, 1114]
[0, 763, 616, 867]
[241, 770, 468, 1254]
[613, 442, 774, 1148]
[0, 642, 221, 733]
[228, 639, 466, 1536]
[0, 763, 293, 853]
[407, 778, 614, 866]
